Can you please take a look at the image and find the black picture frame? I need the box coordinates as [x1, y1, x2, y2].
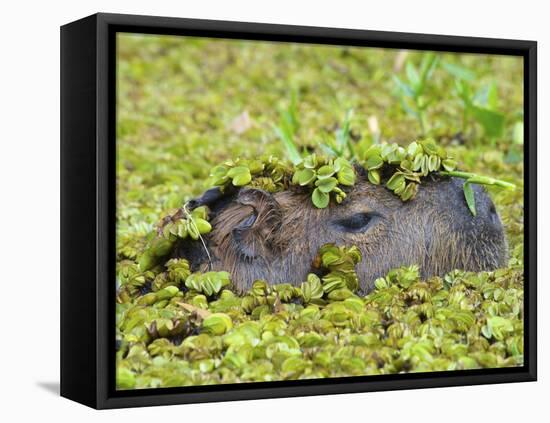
[60, 12, 537, 409]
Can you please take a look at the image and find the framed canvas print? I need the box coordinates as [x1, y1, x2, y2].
[60, 13, 537, 409]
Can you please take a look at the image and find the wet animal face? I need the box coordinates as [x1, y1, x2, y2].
[177, 175, 507, 294]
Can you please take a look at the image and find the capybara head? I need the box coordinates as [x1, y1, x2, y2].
[175, 173, 507, 294]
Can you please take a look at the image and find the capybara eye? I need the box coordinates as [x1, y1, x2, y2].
[333, 212, 379, 233]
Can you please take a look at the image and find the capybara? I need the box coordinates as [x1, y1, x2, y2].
[172, 172, 507, 294]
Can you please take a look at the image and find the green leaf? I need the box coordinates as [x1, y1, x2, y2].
[274, 90, 301, 164]
[226, 166, 245, 178]
[209, 165, 229, 185]
[322, 274, 347, 293]
[187, 220, 200, 240]
[481, 324, 492, 339]
[454, 80, 472, 104]
[442, 158, 457, 172]
[407, 141, 422, 156]
[420, 138, 438, 155]
[203, 313, 233, 335]
[487, 82, 499, 110]
[138, 252, 156, 273]
[368, 169, 380, 185]
[301, 274, 324, 303]
[333, 157, 350, 172]
[463, 181, 476, 216]
[394, 181, 407, 195]
[427, 155, 440, 172]
[337, 166, 356, 186]
[440, 170, 515, 190]
[374, 277, 388, 290]
[406, 62, 421, 91]
[470, 106, 505, 138]
[191, 206, 208, 220]
[403, 171, 420, 183]
[400, 159, 413, 172]
[303, 154, 318, 169]
[420, 155, 430, 175]
[247, 160, 265, 174]
[193, 218, 212, 234]
[474, 81, 499, 110]
[442, 62, 476, 81]
[400, 182, 418, 201]
[149, 237, 174, 257]
[335, 109, 353, 152]
[185, 271, 230, 296]
[312, 188, 330, 208]
[486, 316, 514, 341]
[319, 142, 340, 157]
[316, 165, 336, 180]
[392, 75, 415, 98]
[227, 166, 252, 186]
[176, 220, 188, 238]
[163, 222, 175, 239]
[466, 175, 496, 185]
[315, 177, 338, 193]
[117, 367, 136, 389]
[386, 173, 405, 191]
[293, 168, 316, 186]
[365, 154, 383, 170]
[412, 153, 424, 171]
[156, 285, 180, 301]
[419, 52, 438, 83]
[273, 125, 302, 165]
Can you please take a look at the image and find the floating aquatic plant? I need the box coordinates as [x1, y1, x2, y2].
[123, 137, 520, 390]
[116, 241, 524, 389]
[138, 206, 212, 272]
[185, 271, 231, 297]
[292, 155, 356, 208]
[208, 139, 514, 213]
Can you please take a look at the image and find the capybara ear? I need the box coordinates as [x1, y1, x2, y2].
[186, 186, 237, 213]
[230, 188, 283, 260]
[235, 188, 280, 215]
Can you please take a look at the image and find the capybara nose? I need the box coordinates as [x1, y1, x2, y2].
[485, 198, 502, 228]
[445, 177, 504, 233]
[441, 177, 507, 268]
[472, 185, 503, 230]
[470, 184, 501, 226]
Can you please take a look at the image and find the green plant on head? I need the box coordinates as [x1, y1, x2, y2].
[292, 155, 356, 208]
[360, 138, 515, 215]
[361, 138, 457, 201]
[208, 137, 514, 215]
[266, 85, 515, 214]
[209, 156, 292, 193]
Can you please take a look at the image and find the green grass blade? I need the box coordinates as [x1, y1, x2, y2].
[463, 181, 476, 216]
[273, 124, 302, 165]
